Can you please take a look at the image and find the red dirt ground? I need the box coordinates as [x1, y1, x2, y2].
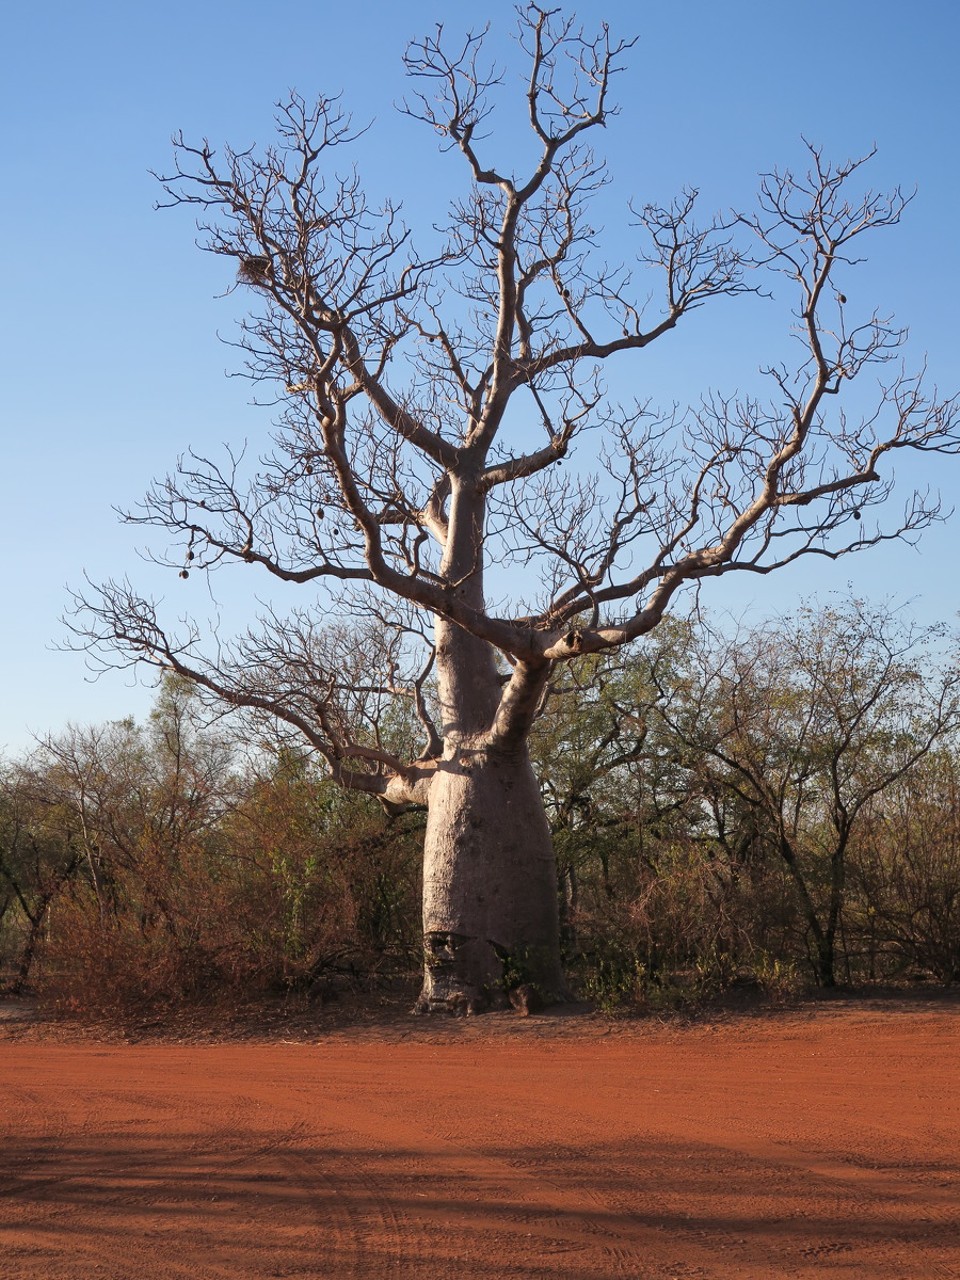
[1, 996, 958, 1279]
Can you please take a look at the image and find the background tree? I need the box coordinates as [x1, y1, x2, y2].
[36, 681, 236, 924]
[851, 749, 960, 982]
[70, 7, 960, 1011]
[655, 601, 960, 986]
[530, 619, 786, 1004]
[528, 619, 698, 958]
[0, 762, 84, 994]
[530, 647, 651, 947]
[215, 748, 422, 996]
[18, 685, 241, 1004]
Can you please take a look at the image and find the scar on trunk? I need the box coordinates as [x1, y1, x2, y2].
[423, 930, 472, 968]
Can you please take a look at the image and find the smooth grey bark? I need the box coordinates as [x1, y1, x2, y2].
[416, 737, 566, 1012]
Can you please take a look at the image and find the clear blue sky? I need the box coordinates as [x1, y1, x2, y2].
[1, 1, 958, 754]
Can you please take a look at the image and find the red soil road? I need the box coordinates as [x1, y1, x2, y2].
[1, 1002, 959, 1279]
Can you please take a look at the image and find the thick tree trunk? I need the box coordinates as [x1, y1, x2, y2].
[416, 738, 566, 1013]
[411, 475, 565, 1013]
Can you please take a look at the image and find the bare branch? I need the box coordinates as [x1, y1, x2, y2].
[75, 19, 958, 805]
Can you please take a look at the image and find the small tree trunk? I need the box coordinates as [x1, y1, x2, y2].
[416, 739, 566, 1013]
[559, 860, 579, 954]
[813, 933, 837, 988]
[779, 835, 837, 986]
[11, 898, 50, 996]
[12, 926, 41, 996]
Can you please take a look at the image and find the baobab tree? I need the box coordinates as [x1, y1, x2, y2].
[71, 7, 959, 1011]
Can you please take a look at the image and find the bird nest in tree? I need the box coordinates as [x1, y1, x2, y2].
[238, 255, 272, 285]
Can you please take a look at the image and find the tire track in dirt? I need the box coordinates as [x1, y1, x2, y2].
[274, 1067, 771, 1278]
[275, 1041, 960, 1279]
